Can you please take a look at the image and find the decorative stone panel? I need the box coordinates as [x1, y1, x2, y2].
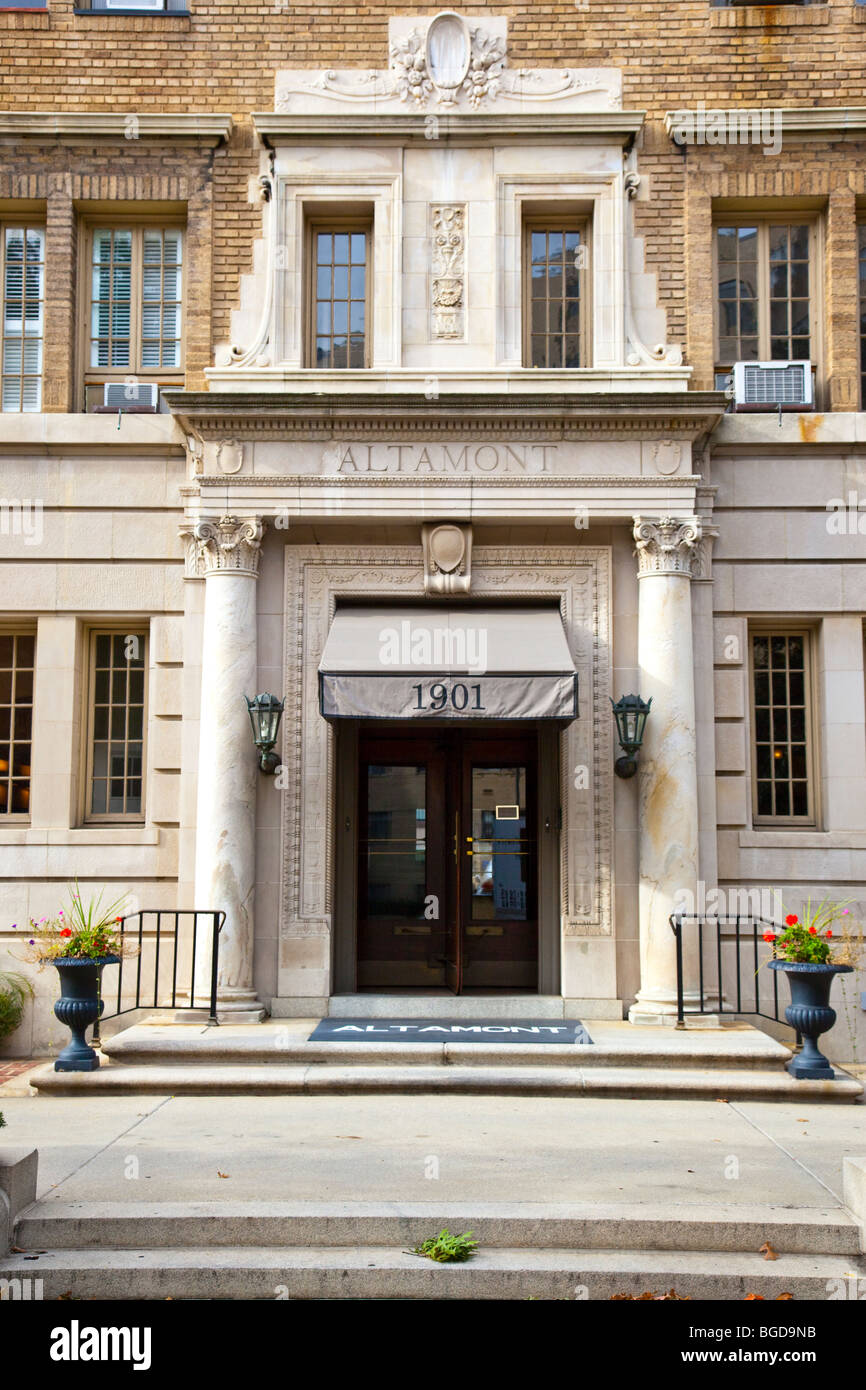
[280, 545, 613, 987]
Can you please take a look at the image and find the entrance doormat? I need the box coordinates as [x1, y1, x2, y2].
[308, 1018, 593, 1044]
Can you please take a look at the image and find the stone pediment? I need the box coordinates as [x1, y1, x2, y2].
[274, 11, 621, 116]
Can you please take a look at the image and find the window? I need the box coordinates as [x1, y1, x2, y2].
[0, 632, 34, 818]
[1, 226, 44, 413]
[83, 224, 183, 410]
[524, 221, 589, 368]
[85, 630, 147, 821]
[750, 631, 815, 825]
[306, 222, 370, 368]
[714, 221, 815, 387]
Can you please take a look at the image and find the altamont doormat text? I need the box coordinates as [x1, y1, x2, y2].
[308, 1018, 593, 1044]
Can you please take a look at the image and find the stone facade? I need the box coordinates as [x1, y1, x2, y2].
[1, 6, 865, 1063]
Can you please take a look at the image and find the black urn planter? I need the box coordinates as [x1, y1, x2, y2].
[768, 960, 853, 1080]
[52, 955, 119, 1072]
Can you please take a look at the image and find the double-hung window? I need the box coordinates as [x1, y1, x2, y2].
[306, 220, 370, 369]
[750, 630, 816, 825]
[83, 224, 183, 410]
[84, 629, 147, 821]
[714, 220, 816, 388]
[1, 226, 44, 413]
[0, 632, 35, 818]
[524, 220, 589, 368]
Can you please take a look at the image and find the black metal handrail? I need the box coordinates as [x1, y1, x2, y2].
[92, 909, 224, 1042]
[669, 912, 788, 1027]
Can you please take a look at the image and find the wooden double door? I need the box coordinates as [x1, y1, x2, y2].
[357, 727, 538, 992]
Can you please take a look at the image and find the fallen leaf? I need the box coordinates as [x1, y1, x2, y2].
[9, 1245, 25, 1254]
[744, 1293, 764, 1300]
[217, 1171, 230, 1179]
[777, 1292, 794, 1300]
[759, 1241, 779, 1261]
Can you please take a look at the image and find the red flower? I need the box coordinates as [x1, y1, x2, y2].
[60, 927, 72, 938]
[826, 930, 833, 938]
[115, 916, 122, 923]
[808, 926, 817, 936]
[785, 914, 798, 926]
[762, 932, 776, 944]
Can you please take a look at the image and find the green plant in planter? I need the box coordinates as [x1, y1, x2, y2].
[763, 898, 863, 966]
[0, 971, 34, 1038]
[10, 881, 134, 967]
[413, 1230, 478, 1263]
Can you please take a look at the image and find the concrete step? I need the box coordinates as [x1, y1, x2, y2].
[15, 1200, 862, 1255]
[29, 1059, 864, 1101]
[1, 1244, 860, 1300]
[100, 1023, 797, 1072]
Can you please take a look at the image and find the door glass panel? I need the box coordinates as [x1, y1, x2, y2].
[364, 765, 427, 918]
[470, 766, 527, 921]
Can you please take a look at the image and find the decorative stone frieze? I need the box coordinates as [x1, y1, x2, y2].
[274, 13, 622, 115]
[633, 515, 702, 579]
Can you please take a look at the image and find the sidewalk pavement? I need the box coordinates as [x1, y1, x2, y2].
[0, 1089, 863, 1212]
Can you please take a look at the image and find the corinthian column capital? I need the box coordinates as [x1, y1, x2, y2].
[180, 514, 265, 579]
[633, 515, 702, 579]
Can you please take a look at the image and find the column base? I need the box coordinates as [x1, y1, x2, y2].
[216, 989, 267, 1024]
[628, 1007, 724, 1029]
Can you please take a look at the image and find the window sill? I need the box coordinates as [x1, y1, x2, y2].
[710, 5, 829, 25]
[739, 829, 866, 848]
[73, 7, 190, 14]
[0, 826, 159, 846]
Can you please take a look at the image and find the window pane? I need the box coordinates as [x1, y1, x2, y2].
[0, 632, 35, 816]
[752, 633, 811, 822]
[1, 227, 44, 412]
[311, 226, 367, 369]
[526, 224, 584, 368]
[88, 631, 146, 818]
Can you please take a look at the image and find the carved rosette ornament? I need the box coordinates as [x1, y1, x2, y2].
[181, 515, 264, 579]
[633, 516, 702, 579]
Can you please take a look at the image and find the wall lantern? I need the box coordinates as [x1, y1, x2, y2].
[610, 694, 652, 779]
[245, 692, 285, 774]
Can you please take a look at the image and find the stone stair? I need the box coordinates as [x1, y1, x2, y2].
[29, 1018, 865, 1102]
[3, 1200, 863, 1300]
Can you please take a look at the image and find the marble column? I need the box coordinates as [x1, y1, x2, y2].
[629, 516, 702, 1025]
[186, 515, 266, 1021]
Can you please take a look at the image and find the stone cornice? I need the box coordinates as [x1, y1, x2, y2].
[664, 107, 866, 141]
[195, 473, 705, 488]
[164, 390, 726, 442]
[0, 113, 233, 142]
[254, 111, 645, 145]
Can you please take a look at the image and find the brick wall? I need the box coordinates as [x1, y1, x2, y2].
[2, 0, 866, 396]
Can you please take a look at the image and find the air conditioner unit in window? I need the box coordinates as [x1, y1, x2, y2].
[102, 383, 160, 411]
[732, 361, 813, 412]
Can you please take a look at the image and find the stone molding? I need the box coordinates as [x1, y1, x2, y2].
[180, 514, 264, 579]
[280, 545, 613, 965]
[0, 112, 233, 142]
[633, 515, 702, 579]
